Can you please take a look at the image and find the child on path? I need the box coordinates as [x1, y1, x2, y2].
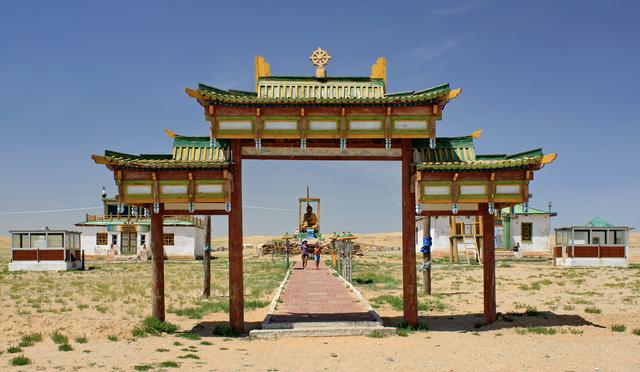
[314, 245, 321, 269]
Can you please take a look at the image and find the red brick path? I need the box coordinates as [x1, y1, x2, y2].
[270, 261, 375, 323]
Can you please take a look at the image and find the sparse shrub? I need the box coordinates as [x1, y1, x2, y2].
[134, 364, 153, 371]
[160, 360, 179, 368]
[156, 348, 170, 352]
[107, 335, 118, 342]
[611, 324, 626, 332]
[19, 333, 43, 347]
[75, 336, 88, 344]
[7, 346, 21, 354]
[178, 353, 200, 359]
[58, 343, 73, 351]
[10, 355, 31, 366]
[527, 327, 557, 335]
[178, 332, 201, 340]
[632, 328, 640, 336]
[369, 330, 386, 338]
[133, 317, 179, 338]
[200, 341, 213, 345]
[584, 306, 602, 314]
[50, 330, 68, 345]
[212, 324, 236, 337]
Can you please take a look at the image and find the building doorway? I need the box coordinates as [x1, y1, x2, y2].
[121, 233, 137, 255]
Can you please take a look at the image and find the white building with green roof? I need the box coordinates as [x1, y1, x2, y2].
[416, 203, 556, 257]
[75, 197, 205, 260]
[554, 217, 632, 267]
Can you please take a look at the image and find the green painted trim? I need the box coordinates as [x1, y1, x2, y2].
[216, 116, 256, 134]
[457, 180, 489, 200]
[306, 116, 340, 133]
[494, 180, 526, 200]
[391, 115, 431, 136]
[124, 181, 153, 199]
[346, 116, 385, 135]
[261, 116, 301, 134]
[194, 180, 225, 184]
[420, 180, 452, 201]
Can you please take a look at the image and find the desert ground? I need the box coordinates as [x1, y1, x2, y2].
[0, 234, 639, 371]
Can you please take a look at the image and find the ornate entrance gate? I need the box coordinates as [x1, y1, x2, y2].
[92, 49, 555, 333]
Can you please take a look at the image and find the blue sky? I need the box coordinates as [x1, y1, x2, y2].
[1, 0, 639, 236]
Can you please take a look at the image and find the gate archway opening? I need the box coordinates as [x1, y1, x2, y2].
[92, 50, 555, 333]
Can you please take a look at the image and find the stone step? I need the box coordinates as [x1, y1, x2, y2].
[249, 326, 396, 339]
[263, 319, 383, 330]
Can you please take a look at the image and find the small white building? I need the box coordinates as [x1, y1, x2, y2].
[554, 217, 632, 267]
[75, 198, 205, 260]
[9, 230, 82, 271]
[416, 204, 556, 256]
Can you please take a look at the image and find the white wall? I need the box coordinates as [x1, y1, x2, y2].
[416, 214, 552, 253]
[78, 225, 203, 258]
[510, 215, 551, 252]
[80, 226, 113, 255]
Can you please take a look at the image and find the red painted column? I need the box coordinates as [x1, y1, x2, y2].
[481, 204, 497, 324]
[229, 140, 244, 333]
[150, 203, 165, 321]
[401, 139, 418, 326]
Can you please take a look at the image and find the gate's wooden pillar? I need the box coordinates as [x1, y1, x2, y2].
[229, 140, 244, 333]
[481, 203, 497, 324]
[150, 203, 165, 321]
[202, 215, 211, 298]
[401, 139, 418, 326]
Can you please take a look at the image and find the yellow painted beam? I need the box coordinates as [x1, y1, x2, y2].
[185, 87, 201, 99]
[370, 57, 387, 85]
[541, 153, 557, 165]
[255, 55, 271, 91]
[91, 155, 109, 165]
[448, 88, 462, 100]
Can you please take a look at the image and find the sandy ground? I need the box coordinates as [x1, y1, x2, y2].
[0, 234, 639, 371]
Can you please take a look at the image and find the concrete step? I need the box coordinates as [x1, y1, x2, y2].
[263, 319, 382, 330]
[249, 326, 395, 339]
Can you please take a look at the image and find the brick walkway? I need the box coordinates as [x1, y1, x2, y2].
[270, 261, 375, 323]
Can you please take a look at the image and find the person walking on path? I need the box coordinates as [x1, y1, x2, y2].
[301, 240, 309, 269]
[313, 244, 321, 270]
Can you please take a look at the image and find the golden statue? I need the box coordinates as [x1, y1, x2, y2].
[300, 204, 318, 231]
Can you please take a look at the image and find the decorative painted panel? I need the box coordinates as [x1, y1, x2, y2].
[419, 181, 452, 202]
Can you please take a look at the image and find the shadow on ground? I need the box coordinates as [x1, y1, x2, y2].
[382, 312, 604, 332]
[189, 321, 263, 337]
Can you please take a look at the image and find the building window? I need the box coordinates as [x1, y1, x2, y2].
[97, 233, 108, 245]
[47, 233, 64, 248]
[140, 234, 146, 247]
[521, 223, 533, 242]
[12, 234, 29, 248]
[111, 234, 118, 246]
[591, 230, 606, 245]
[163, 233, 175, 246]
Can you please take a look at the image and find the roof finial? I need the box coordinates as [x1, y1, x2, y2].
[309, 47, 331, 78]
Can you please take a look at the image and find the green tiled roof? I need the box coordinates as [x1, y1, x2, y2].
[584, 217, 614, 228]
[76, 218, 201, 227]
[501, 204, 555, 215]
[191, 82, 451, 106]
[415, 135, 549, 172]
[94, 134, 229, 170]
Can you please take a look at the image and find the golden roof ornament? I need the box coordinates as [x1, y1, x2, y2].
[309, 47, 331, 78]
